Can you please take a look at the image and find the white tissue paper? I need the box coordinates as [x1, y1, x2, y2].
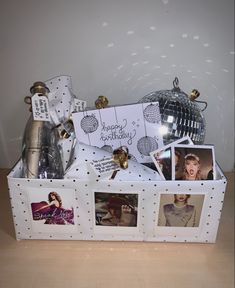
[65, 142, 162, 181]
[44, 75, 84, 172]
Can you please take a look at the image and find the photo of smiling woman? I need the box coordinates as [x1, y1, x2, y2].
[31, 191, 74, 225]
[157, 194, 205, 227]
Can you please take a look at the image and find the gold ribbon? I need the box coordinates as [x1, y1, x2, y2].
[112, 146, 129, 169]
[95, 95, 109, 109]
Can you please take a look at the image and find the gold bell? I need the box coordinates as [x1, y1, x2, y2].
[189, 89, 200, 101]
[112, 146, 129, 169]
[95, 95, 109, 109]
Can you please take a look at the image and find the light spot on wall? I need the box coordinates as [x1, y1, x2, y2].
[149, 26, 156, 31]
[141, 82, 153, 89]
[117, 65, 124, 70]
[217, 93, 223, 101]
[127, 30, 135, 35]
[205, 71, 212, 75]
[144, 46, 151, 50]
[182, 33, 188, 38]
[169, 44, 175, 48]
[144, 73, 151, 77]
[131, 85, 138, 90]
[229, 51, 235, 55]
[203, 43, 210, 47]
[222, 69, 229, 73]
[142, 61, 149, 65]
[193, 35, 200, 40]
[161, 0, 169, 4]
[161, 55, 167, 58]
[131, 52, 138, 56]
[153, 65, 161, 69]
[211, 84, 218, 90]
[107, 43, 114, 48]
[102, 22, 108, 27]
[206, 59, 213, 63]
[132, 62, 139, 66]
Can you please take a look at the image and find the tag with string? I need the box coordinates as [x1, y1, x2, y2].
[31, 93, 50, 121]
[74, 99, 87, 112]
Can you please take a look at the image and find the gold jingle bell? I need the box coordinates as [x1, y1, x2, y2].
[189, 89, 200, 101]
[95, 95, 109, 109]
[112, 146, 129, 169]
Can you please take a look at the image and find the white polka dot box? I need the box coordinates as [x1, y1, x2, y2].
[7, 140, 227, 243]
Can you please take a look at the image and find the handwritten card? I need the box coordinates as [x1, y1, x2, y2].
[72, 102, 164, 163]
[90, 158, 120, 176]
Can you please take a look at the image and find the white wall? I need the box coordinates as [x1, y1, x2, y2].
[0, 0, 234, 171]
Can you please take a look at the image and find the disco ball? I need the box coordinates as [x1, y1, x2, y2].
[143, 103, 162, 123]
[137, 136, 158, 156]
[80, 114, 99, 134]
[139, 77, 206, 144]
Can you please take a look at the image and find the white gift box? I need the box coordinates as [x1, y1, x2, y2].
[7, 142, 227, 243]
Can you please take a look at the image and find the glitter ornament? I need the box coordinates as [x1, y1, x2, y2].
[137, 136, 158, 156]
[139, 77, 206, 144]
[80, 114, 99, 134]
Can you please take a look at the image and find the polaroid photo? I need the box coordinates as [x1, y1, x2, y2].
[150, 136, 193, 180]
[93, 191, 140, 235]
[157, 193, 205, 228]
[154, 192, 208, 239]
[27, 187, 78, 234]
[172, 144, 216, 181]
